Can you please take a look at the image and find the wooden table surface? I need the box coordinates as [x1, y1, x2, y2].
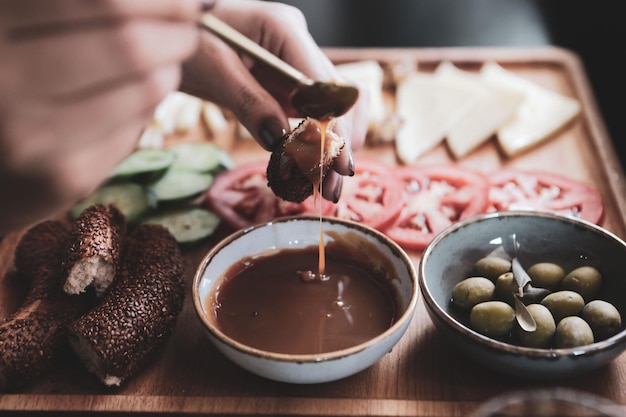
[2, 47, 626, 417]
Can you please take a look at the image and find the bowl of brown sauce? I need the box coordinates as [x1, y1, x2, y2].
[192, 215, 418, 384]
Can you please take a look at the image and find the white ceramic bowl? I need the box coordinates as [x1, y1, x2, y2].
[193, 216, 418, 384]
[419, 210, 626, 379]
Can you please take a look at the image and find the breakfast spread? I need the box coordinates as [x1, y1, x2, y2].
[0, 49, 623, 414]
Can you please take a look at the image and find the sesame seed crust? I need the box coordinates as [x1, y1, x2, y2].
[13, 220, 70, 297]
[68, 224, 185, 387]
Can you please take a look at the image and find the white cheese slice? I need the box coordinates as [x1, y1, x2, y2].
[154, 91, 203, 134]
[137, 121, 165, 149]
[481, 62, 581, 156]
[435, 62, 523, 158]
[395, 72, 478, 164]
[336, 60, 386, 131]
[201, 101, 229, 136]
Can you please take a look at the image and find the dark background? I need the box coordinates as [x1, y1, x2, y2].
[266, 0, 625, 168]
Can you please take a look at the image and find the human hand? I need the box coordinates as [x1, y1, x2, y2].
[0, 0, 204, 233]
[181, 0, 369, 202]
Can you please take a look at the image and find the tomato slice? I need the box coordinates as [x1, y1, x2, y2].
[487, 168, 604, 224]
[205, 160, 305, 230]
[384, 165, 490, 251]
[301, 158, 404, 231]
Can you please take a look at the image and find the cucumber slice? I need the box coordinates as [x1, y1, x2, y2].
[142, 207, 221, 244]
[69, 182, 149, 224]
[110, 148, 175, 182]
[168, 142, 234, 173]
[146, 169, 214, 205]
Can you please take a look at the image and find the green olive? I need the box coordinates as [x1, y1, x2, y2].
[473, 256, 512, 282]
[494, 272, 518, 305]
[469, 301, 515, 337]
[541, 290, 585, 323]
[561, 266, 602, 301]
[526, 262, 565, 289]
[554, 316, 594, 348]
[451, 277, 495, 310]
[582, 300, 622, 339]
[517, 304, 556, 348]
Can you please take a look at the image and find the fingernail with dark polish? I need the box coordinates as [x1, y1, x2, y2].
[332, 176, 343, 203]
[259, 118, 287, 151]
[347, 150, 355, 176]
[201, 0, 216, 11]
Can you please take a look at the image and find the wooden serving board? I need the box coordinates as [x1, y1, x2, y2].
[2, 47, 626, 417]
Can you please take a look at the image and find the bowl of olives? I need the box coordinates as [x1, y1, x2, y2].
[419, 210, 626, 379]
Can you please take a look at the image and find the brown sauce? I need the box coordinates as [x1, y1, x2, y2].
[210, 236, 400, 354]
[282, 119, 331, 186]
[283, 118, 332, 276]
[318, 119, 329, 275]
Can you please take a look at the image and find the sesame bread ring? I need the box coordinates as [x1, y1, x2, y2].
[68, 224, 185, 387]
[1, 220, 91, 390]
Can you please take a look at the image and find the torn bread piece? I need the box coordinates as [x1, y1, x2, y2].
[267, 117, 345, 203]
[63, 204, 126, 296]
[434, 61, 524, 158]
[395, 71, 479, 164]
[480, 61, 581, 156]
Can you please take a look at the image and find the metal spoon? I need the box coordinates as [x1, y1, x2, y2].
[514, 293, 537, 332]
[510, 258, 537, 332]
[199, 14, 359, 120]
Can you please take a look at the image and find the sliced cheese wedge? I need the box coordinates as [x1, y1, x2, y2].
[395, 72, 478, 164]
[201, 101, 229, 136]
[435, 62, 523, 158]
[336, 60, 386, 131]
[481, 62, 581, 156]
[154, 91, 203, 134]
[137, 121, 165, 149]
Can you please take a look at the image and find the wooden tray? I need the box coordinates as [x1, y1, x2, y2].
[2, 47, 626, 416]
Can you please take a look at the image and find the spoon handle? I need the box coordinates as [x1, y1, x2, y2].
[199, 13, 314, 87]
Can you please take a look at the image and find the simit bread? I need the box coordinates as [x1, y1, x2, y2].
[1, 221, 91, 390]
[266, 117, 345, 203]
[68, 224, 185, 387]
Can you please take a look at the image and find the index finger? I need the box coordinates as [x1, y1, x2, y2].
[2, 0, 202, 29]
